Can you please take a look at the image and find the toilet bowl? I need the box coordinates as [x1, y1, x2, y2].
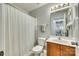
[32, 37, 46, 56]
[32, 45, 43, 55]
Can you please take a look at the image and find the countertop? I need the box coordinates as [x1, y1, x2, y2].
[46, 38, 77, 47]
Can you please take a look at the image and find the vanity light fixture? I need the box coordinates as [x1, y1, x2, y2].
[60, 3, 64, 7]
[51, 3, 69, 11]
[51, 6, 55, 10]
[55, 5, 59, 8]
[51, 4, 60, 10]
[65, 3, 69, 6]
[51, 4, 64, 11]
[68, 8, 72, 15]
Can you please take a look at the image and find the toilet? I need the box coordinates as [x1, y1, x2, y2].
[32, 37, 46, 56]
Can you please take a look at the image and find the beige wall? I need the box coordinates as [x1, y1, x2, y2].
[29, 3, 57, 38]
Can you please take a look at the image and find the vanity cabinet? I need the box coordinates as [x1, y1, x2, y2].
[47, 42, 75, 56]
[47, 42, 60, 56]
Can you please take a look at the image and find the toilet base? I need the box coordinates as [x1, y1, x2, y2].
[34, 53, 41, 56]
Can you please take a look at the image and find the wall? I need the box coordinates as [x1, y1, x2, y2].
[29, 3, 79, 40]
[29, 3, 57, 38]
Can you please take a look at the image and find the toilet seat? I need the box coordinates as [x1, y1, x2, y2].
[32, 45, 43, 53]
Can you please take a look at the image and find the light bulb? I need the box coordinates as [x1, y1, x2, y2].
[60, 3, 64, 7]
[51, 7, 55, 10]
[55, 5, 59, 8]
[64, 3, 69, 6]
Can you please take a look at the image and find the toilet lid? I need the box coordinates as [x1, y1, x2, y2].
[32, 45, 43, 52]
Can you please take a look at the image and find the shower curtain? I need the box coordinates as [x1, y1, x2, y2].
[2, 4, 37, 56]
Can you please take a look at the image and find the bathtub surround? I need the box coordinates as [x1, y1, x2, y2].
[0, 4, 37, 56]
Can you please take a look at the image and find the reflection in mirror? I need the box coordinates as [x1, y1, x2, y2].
[50, 3, 78, 39]
[53, 19, 65, 36]
[50, 10, 66, 36]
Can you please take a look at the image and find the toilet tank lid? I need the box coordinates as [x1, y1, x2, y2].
[38, 37, 46, 40]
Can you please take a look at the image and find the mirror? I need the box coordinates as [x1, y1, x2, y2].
[50, 9, 68, 36]
[50, 3, 78, 38]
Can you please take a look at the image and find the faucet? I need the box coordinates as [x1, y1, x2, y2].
[58, 36, 61, 40]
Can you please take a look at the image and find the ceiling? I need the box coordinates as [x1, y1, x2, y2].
[11, 3, 47, 12]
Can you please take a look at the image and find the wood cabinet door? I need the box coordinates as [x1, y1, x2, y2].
[61, 45, 75, 56]
[47, 42, 61, 56]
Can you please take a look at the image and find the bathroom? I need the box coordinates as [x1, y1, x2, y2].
[0, 3, 79, 56]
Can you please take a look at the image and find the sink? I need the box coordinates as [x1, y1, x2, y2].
[48, 36, 77, 46]
[52, 39, 70, 44]
[51, 38, 76, 45]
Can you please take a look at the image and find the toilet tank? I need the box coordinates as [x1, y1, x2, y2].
[38, 37, 46, 46]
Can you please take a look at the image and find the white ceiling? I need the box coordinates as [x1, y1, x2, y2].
[11, 3, 47, 12]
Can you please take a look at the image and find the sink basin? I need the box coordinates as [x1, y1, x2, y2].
[52, 39, 70, 44]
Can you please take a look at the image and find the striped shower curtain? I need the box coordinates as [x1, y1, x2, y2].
[2, 4, 37, 56]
